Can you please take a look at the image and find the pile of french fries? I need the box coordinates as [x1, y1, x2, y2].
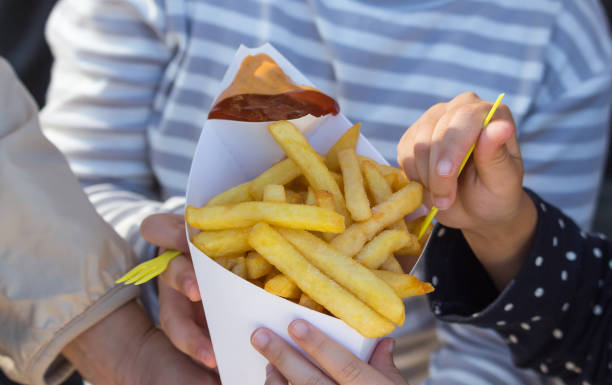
[186, 121, 434, 338]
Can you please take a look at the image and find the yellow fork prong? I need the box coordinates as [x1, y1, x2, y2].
[134, 269, 162, 285]
[115, 264, 147, 284]
[124, 266, 153, 285]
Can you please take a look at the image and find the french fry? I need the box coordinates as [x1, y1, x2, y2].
[330, 182, 423, 258]
[249, 223, 395, 338]
[279, 228, 405, 326]
[231, 256, 247, 278]
[286, 175, 309, 191]
[330, 171, 343, 188]
[285, 189, 304, 204]
[249, 158, 302, 200]
[192, 228, 251, 257]
[186, 202, 345, 233]
[262, 184, 286, 203]
[362, 160, 408, 232]
[380, 255, 403, 273]
[371, 270, 434, 298]
[384, 173, 398, 189]
[358, 155, 408, 186]
[246, 251, 273, 279]
[214, 255, 242, 270]
[305, 187, 316, 205]
[299, 293, 325, 313]
[268, 121, 348, 219]
[356, 230, 417, 269]
[207, 181, 252, 206]
[393, 173, 410, 191]
[315, 190, 338, 241]
[264, 273, 301, 299]
[338, 148, 371, 221]
[362, 160, 392, 204]
[326, 122, 361, 172]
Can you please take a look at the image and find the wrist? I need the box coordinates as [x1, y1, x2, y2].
[462, 190, 537, 290]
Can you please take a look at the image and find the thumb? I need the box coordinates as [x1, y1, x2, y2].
[473, 118, 521, 189]
[369, 338, 405, 384]
[140, 213, 189, 253]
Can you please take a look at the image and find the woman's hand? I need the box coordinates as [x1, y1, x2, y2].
[251, 319, 408, 385]
[140, 213, 217, 368]
[63, 301, 220, 385]
[397, 92, 537, 289]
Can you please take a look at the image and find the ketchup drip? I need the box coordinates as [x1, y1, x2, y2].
[208, 89, 339, 122]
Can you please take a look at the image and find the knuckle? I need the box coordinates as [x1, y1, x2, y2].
[453, 103, 482, 124]
[339, 359, 363, 383]
[457, 91, 479, 101]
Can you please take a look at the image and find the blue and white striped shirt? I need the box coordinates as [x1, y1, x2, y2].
[41, 1, 612, 384]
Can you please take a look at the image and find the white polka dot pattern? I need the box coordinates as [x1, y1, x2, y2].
[593, 305, 602, 316]
[534, 287, 544, 297]
[520, 322, 530, 330]
[561, 270, 568, 281]
[593, 248, 602, 258]
[535, 256, 543, 266]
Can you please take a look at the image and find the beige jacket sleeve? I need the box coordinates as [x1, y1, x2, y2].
[0, 58, 139, 385]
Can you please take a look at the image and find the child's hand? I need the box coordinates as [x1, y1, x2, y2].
[397, 91, 523, 232]
[140, 213, 217, 368]
[397, 92, 537, 289]
[252, 319, 408, 385]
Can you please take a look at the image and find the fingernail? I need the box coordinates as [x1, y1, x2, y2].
[184, 280, 198, 300]
[290, 320, 309, 339]
[198, 348, 211, 365]
[266, 363, 274, 375]
[436, 159, 453, 176]
[388, 339, 395, 354]
[252, 329, 269, 349]
[434, 197, 451, 210]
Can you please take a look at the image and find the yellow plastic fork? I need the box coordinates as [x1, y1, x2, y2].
[417, 93, 505, 239]
[115, 249, 182, 285]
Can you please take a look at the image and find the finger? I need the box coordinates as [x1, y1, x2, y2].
[428, 102, 492, 209]
[158, 282, 216, 368]
[368, 338, 405, 384]
[397, 102, 446, 184]
[265, 364, 289, 385]
[251, 328, 334, 385]
[141, 213, 189, 253]
[288, 319, 389, 384]
[473, 105, 523, 189]
[159, 253, 200, 301]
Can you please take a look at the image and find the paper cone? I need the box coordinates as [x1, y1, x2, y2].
[185, 44, 429, 385]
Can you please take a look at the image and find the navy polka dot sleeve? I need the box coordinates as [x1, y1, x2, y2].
[424, 189, 612, 385]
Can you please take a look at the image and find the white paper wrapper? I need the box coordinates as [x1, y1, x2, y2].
[185, 43, 430, 385]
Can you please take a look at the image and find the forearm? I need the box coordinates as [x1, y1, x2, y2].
[462, 190, 538, 291]
[64, 301, 221, 385]
[62, 301, 153, 385]
[426, 191, 612, 384]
